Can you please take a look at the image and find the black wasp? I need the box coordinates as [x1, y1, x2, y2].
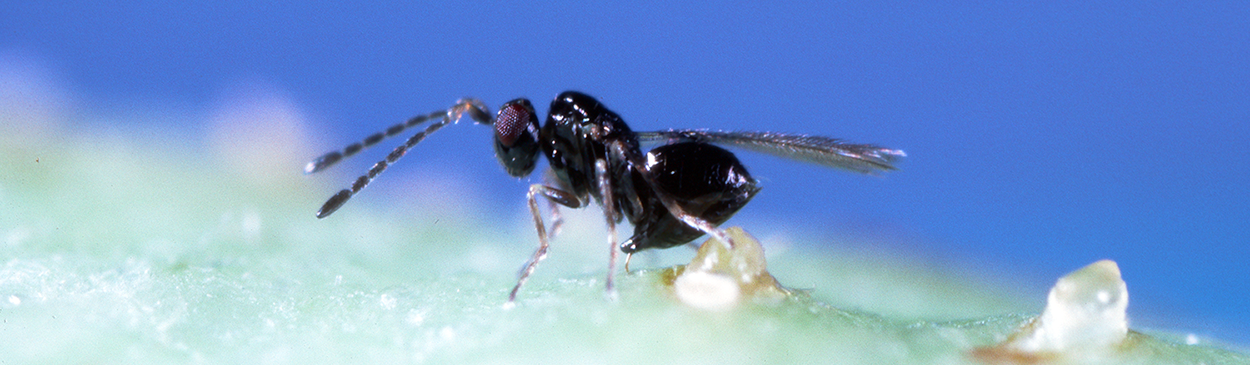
[306, 91, 904, 302]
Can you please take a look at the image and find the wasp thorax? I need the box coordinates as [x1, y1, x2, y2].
[493, 98, 541, 177]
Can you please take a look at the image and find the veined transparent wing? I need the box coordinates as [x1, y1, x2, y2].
[635, 130, 905, 174]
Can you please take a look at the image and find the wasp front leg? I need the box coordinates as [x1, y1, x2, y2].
[508, 184, 584, 304]
[542, 169, 570, 241]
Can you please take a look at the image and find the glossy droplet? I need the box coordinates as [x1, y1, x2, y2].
[974, 260, 1129, 362]
[672, 227, 788, 311]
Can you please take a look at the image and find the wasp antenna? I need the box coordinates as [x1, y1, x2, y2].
[304, 102, 487, 174]
[312, 99, 488, 218]
[315, 189, 352, 218]
[305, 111, 442, 174]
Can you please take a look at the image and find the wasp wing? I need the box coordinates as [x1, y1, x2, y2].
[635, 130, 905, 174]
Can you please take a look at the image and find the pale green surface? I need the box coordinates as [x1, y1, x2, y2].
[2, 120, 1247, 364]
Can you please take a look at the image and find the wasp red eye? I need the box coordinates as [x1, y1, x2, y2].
[496, 102, 533, 147]
[493, 98, 540, 177]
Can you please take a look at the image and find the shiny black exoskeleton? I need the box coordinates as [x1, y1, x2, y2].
[534, 92, 760, 254]
[305, 91, 905, 302]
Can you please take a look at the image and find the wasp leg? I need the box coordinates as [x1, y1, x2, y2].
[594, 159, 620, 300]
[543, 169, 569, 241]
[508, 184, 583, 304]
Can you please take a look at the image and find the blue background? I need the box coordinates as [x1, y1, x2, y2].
[5, 1, 1247, 345]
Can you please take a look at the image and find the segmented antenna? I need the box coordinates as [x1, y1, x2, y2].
[309, 99, 491, 218]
